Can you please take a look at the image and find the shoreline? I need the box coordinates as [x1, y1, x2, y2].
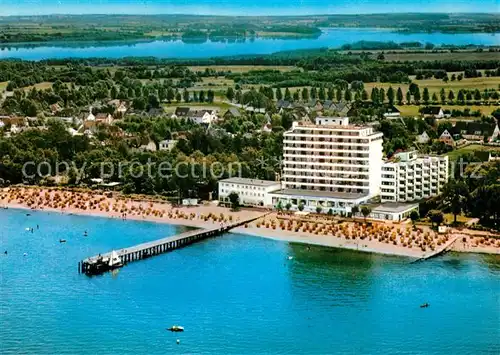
[2, 186, 499, 258]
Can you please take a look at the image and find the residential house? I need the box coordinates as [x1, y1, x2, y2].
[187, 109, 218, 125]
[307, 99, 323, 112]
[159, 139, 178, 151]
[416, 131, 431, 144]
[223, 107, 242, 119]
[95, 113, 114, 125]
[451, 121, 500, 142]
[172, 107, 191, 118]
[276, 100, 292, 110]
[139, 141, 157, 152]
[147, 107, 165, 116]
[50, 103, 62, 115]
[328, 102, 351, 116]
[420, 106, 444, 118]
[439, 129, 456, 146]
[383, 105, 401, 118]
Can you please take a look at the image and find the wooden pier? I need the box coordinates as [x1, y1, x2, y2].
[79, 216, 261, 275]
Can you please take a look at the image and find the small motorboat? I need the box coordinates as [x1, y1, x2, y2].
[420, 303, 429, 308]
[167, 325, 184, 332]
[59, 239, 67, 243]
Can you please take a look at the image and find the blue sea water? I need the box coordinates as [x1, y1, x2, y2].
[0, 208, 499, 354]
[0, 28, 498, 60]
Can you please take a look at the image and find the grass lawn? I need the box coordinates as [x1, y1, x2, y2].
[445, 144, 500, 161]
[443, 213, 471, 224]
[0, 82, 7, 91]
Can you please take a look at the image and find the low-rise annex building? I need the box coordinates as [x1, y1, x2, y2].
[218, 177, 281, 207]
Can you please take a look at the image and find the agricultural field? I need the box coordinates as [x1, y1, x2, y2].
[365, 76, 500, 97]
[161, 101, 232, 113]
[188, 65, 298, 73]
[397, 104, 499, 117]
[377, 51, 500, 62]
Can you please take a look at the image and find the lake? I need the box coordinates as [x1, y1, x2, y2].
[0, 208, 499, 354]
[1, 28, 499, 60]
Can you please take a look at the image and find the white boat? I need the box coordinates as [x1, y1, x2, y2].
[107, 251, 123, 268]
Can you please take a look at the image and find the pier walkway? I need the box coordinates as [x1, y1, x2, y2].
[79, 215, 263, 275]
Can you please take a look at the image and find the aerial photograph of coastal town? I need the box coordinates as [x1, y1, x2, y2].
[0, 0, 499, 354]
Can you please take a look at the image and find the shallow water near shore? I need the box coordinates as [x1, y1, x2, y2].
[1, 208, 499, 354]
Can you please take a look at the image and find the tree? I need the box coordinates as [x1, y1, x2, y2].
[316, 206, 322, 214]
[199, 90, 205, 103]
[298, 203, 305, 212]
[440, 88, 446, 104]
[327, 86, 334, 100]
[361, 206, 371, 221]
[428, 210, 444, 227]
[396, 87, 404, 105]
[344, 89, 352, 102]
[226, 87, 235, 102]
[457, 90, 465, 103]
[442, 180, 470, 223]
[285, 202, 292, 212]
[284, 88, 292, 101]
[410, 210, 419, 225]
[166, 87, 175, 103]
[228, 192, 240, 210]
[371, 87, 379, 104]
[310, 87, 317, 100]
[318, 86, 326, 100]
[351, 205, 359, 216]
[387, 87, 395, 105]
[406, 91, 411, 104]
[207, 89, 214, 103]
[301, 87, 309, 101]
[413, 87, 421, 102]
[336, 88, 342, 102]
[422, 87, 430, 104]
[448, 90, 455, 101]
[175, 91, 182, 103]
[276, 88, 283, 101]
[183, 89, 190, 103]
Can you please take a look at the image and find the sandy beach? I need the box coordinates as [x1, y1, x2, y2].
[1, 186, 499, 258]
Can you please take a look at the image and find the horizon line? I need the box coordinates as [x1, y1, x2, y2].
[1, 11, 499, 18]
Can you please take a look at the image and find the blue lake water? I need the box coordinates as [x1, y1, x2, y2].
[0, 28, 499, 60]
[0, 208, 499, 354]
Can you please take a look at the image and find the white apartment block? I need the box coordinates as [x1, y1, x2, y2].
[218, 177, 281, 207]
[271, 118, 384, 214]
[381, 150, 449, 202]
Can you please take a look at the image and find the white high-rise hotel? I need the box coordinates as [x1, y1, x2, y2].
[270, 117, 384, 214]
[268, 117, 448, 214]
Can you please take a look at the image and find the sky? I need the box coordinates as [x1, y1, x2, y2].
[1, 0, 499, 16]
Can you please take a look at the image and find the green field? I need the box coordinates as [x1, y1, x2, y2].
[445, 144, 500, 161]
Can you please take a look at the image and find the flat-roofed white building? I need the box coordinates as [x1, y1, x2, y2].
[275, 119, 384, 213]
[269, 189, 369, 214]
[218, 177, 281, 207]
[381, 150, 449, 202]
